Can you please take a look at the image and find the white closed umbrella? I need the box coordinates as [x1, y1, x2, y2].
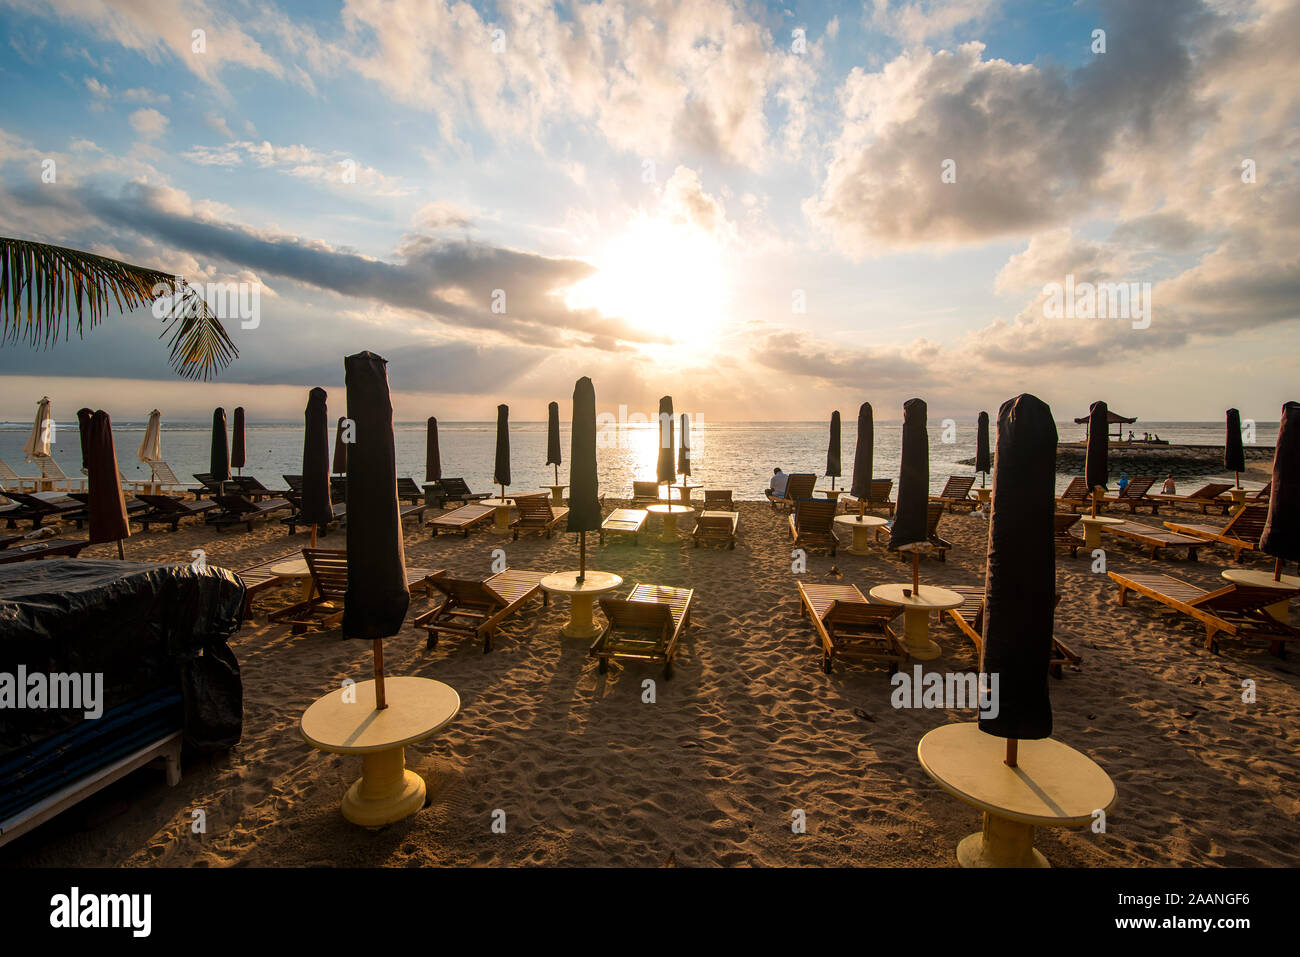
[138, 409, 163, 463]
[23, 396, 52, 461]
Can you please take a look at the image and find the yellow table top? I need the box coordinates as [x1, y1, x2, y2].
[541, 570, 623, 596]
[834, 514, 887, 528]
[1221, 568, 1300, 589]
[918, 722, 1116, 826]
[1079, 515, 1123, 525]
[269, 558, 310, 578]
[300, 677, 460, 755]
[869, 583, 963, 611]
[670, 483, 702, 491]
[543, 484, 568, 490]
[482, 497, 514, 507]
[646, 503, 694, 515]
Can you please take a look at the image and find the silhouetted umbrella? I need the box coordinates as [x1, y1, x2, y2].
[301, 387, 333, 545]
[567, 377, 602, 582]
[1225, 408, 1245, 486]
[138, 409, 162, 465]
[76, 408, 93, 472]
[826, 411, 841, 489]
[86, 409, 129, 558]
[332, 416, 347, 475]
[210, 407, 230, 484]
[975, 411, 991, 484]
[546, 402, 561, 485]
[678, 413, 691, 477]
[425, 416, 441, 483]
[493, 404, 511, 498]
[342, 351, 409, 709]
[890, 398, 929, 591]
[656, 396, 674, 491]
[849, 402, 873, 517]
[1084, 400, 1108, 517]
[979, 394, 1057, 760]
[23, 396, 51, 461]
[231, 406, 246, 473]
[1260, 401, 1300, 580]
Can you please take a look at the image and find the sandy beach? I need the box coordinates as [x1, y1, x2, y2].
[3, 496, 1297, 868]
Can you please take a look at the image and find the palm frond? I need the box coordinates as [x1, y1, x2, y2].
[0, 236, 238, 379]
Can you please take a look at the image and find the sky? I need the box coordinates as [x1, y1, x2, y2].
[0, 0, 1297, 424]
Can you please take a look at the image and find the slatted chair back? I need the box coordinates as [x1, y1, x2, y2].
[825, 600, 900, 633]
[514, 492, 555, 524]
[784, 474, 817, 501]
[281, 474, 304, 493]
[632, 480, 662, 502]
[1207, 584, 1300, 616]
[600, 598, 672, 638]
[794, 498, 836, 533]
[1059, 477, 1089, 501]
[1116, 476, 1156, 499]
[938, 475, 974, 499]
[1184, 483, 1232, 501]
[1224, 504, 1269, 543]
[430, 572, 503, 611]
[441, 477, 475, 498]
[302, 548, 350, 603]
[867, 478, 893, 505]
[704, 489, 733, 509]
[152, 462, 184, 486]
[1053, 512, 1080, 535]
[925, 501, 945, 535]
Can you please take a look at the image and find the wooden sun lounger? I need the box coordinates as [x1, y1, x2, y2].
[766, 473, 815, 510]
[931, 475, 977, 512]
[789, 498, 838, 555]
[231, 475, 283, 500]
[396, 477, 426, 505]
[281, 501, 346, 535]
[703, 489, 734, 509]
[2, 491, 83, 528]
[1109, 570, 1300, 656]
[0, 459, 40, 492]
[425, 477, 491, 509]
[1099, 519, 1202, 560]
[1057, 476, 1091, 512]
[511, 492, 569, 539]
[414, 568, 547, 652]
[37, 459, 86, 492]
[65, 493, 149, 529]
[844, 478, 896, 516]
[629, 480, 664, 505]
[1103, 476, 1160, 513]
[888, 501, 952, 561]
[1150, 482, 1234, 515]
[693, 510, 739, 549]
[1163, 504, 1268, 563]
[134, 494, 217, 531]
[591, 584, 694, 678]
[207, 494, 292, 532]
[0, 538, 89, 564]
[942, 585, 1080, 678]
[600, 508, 648, 545]
[232, 551, 302, 618]
[145, 461, 194, 494]
[427, 502, 495, 537]
[267, 548, 438, 634]
[1055, 512, 1084, 557]
[797, 582, 905, 675]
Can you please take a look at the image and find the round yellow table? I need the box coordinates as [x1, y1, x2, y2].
[869, 583, 963, 661]
[647, 503, 694, 544]
[481, 497, 515, 534]
[1079, 514, 1122, 549]
[918, 722, 1116, 867]
[671, 483, 703, 506]
[1221, 567, 1300, 623]
[974, 487, 991, 506]
[300, 676, 460, 827]
[817, 488, 845, 506]
[541, 570, 623, 638]
[270, 557, 315, 601]
[543, 484, 567, 505]
[834, 513, 887, 555]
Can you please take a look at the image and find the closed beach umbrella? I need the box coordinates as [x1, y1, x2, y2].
[1224, 408, 1245, 486]
[567, 377, 602, 581]
[1084, 400, 1108, 516]
[546, 402, 562, 484]
[826, 411, 842, 489]
[301, 388, 333, 538]
[231, 407, 247, 473]
[849, 402, 873, 513]
[656, 396, 675, 489]
[1260, 401, 1300, 578]
[493, 404, 511, 496]
[979, 393, 1058, 751]
[137, 409, 162, 464]
[890, 398, 929, 550]
[86, 409, 129, 556]
[425, 416, 441, 483]
[678, 413, 691, 477]
[975, 411, 991, 483]
[210, 407, 230, 483]
[332, 416, 348, 475]
[23, 396, 51, 461]
[76, 407, 93, 472]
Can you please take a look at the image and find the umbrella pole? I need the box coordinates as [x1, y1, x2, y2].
[911, 550, 920, 594]
[1091, 488, 1099, 519]
[311, 524, 318, 548]
[373, 640, 387, 710]
[116, 539, 125, 560]
[554, 464, 558, 485]
[1005, 738, 1018, 768]
[578, 531, 586, 585]
[1276, 557, 1283, 583]
[1235, 471, 1240, 489]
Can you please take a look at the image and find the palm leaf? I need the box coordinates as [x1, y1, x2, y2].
[0, 236, 238, 380]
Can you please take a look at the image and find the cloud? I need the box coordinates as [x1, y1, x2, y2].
[868, 0, 1001, 46]
[413, 200, 475, 232]
[183, 139, 410, 196]
[128, 107, 169, 138]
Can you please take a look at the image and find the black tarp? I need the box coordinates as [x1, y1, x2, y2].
[979, 393, 1057, 740]
[546, 402, 561, 469]
[301, 387, 333, 528]
[890, 398, 929, 549]
[975, 411, 991, 476]
[678, 414, 691, 476]
[826, 411, 841, 482]
[567, 377, 601, 532]
[1085, 400, 1108, 493]
[657, 396, 675, 485]
[1260, 401, 1300, 564]
[850, 402, 873, 500]
[1225, 408, 1245, 475]
[231, 406, 247, 471]
[76, 407, 93, 471]
[343, 352, 409, 639]
[209, 407, 230, 482]
[494, 404, 511, 488]
[86, 410, 129, 546]
[426, 417, 441, 482]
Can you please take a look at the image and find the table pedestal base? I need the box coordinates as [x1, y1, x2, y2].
[845, 524, 876, 555]
[492, 507, 511, 534]
[902, 607, 942, 660]
[658, 512, 680, 544]
[1229, 488, 1248, 511]
[342, 746, 426, 827]
[562, 593, 600, 638]
[957, 812, 1049, 868]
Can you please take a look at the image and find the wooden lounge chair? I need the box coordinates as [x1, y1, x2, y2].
[144, 461, 194, 494]
[231, 475, 283, 500]
[0, 459, 39, 492]
[206, 493, 292, 532]
[797, 582, 905, 675]
[1, 491, 83, 528]
[693, 510, 739, 549]
[37, 459, 86, 492]
[1057, 477, 1091, 513]
[1109, 570, 1300, 656]
[1055, 512, 1084, 557]
[703, 489, 734, 510]
[942, 585, 1080, 678]
[1150, 482, 1234, 515]
[396, 477, 425, 505]
[0, 538, 89, 564]
[281, 501, 346, 535]
[414, 568, 548, 652]
[268, 548, 437, 634]
[888, 502, 953, 561]
[789, 498, 838, 555]
[400, 502, 426, 525]
[510, 492, 569, 539]
[600, 508, 648, 545]
[281, 474, 304, 496]
[427, 477, 491, 509]
[133, 494, 217, 531]
[1098, 519, 1202, 560]
[931, 475, 977, 512]
[766, 473, 815, 510]
[192, 473, 235, 499]
[232, 551, 302, 619]
[1163, 504, 1268, 563]
[591, 584, 694, 678]
[630, 480, 664, 505]
[844, 478, 896, 516]
[427, 502, 495, 537]
[1103, 476, 1160, 513]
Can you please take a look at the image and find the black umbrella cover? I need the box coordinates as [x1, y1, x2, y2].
[678, 413, 691, 476]
[826, 411, 842, 479]
[209, 407, 230, 481]
[567, 377, 602, 532]
[975, 411, 991, 474]
[889, 398, 929, 549]
[546, 402, 562, 468]
[493, 404, 511, 487]
[332, 416, 348, 475]
[342, 352, 409, 640]
[849, 402, 873, 500]
[301, 388, 333, 527]
[978, 394, 1057, 740]
[231, 406, 247, 470]
[1084, 400, 1108, 492]
[76, 407, 93, 471]
[1260, 401, 1300, 563]
[1224, 408, 1246, 474]
[656, 396, 675, 485]
[86, 410, 129, 546]
[426, 416, 442, 482]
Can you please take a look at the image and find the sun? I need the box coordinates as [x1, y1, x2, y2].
[565, 215, 730, 347]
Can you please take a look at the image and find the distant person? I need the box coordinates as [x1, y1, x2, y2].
[1117, 473, 1130, 494]
[765, 467, 790, 502]
[1161, 475, 1177, 495]
[1128, 430, 1135, 441]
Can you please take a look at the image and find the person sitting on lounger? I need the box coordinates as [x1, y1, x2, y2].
[1161, 475, 1177, 495]
[765, 468, 790, 501]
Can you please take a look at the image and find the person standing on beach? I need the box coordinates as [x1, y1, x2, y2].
[1118, 473, 1130, 494]
[1162, 475, 1177, 494]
